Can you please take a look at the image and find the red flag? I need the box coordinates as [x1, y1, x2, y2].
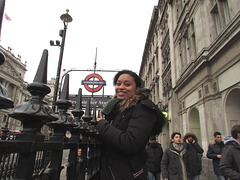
[4, 13, 12, 21]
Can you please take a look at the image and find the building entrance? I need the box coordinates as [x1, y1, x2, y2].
[189, 108, 202, 146]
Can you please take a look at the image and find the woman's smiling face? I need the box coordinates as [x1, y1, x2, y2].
[115, 74, 137, 100]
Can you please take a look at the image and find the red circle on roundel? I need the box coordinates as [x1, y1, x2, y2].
[84, 73, 104, 92]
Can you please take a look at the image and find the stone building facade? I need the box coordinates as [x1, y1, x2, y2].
[0, 46, 30, 130]
[139, 0, 240, 177]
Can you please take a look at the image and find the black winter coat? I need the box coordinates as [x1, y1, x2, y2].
[183, 134, 204, 177]
[96, 97, 163, 180]
[161, 143, 188, 180]
[220, 138, 240, 180]
[75, 158, 83, 180]
[206, 141, 225, 176]
[146, 142, 163, 174]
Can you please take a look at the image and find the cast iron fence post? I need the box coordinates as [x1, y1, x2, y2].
[46, 74, 75, 180]
[66, 88, 84, 180]
[8, 49, 57, 179]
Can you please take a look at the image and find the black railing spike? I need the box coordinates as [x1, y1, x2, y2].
[90, 104, 97, 124]
[54, 73, 72, 111]
[48, 73, 74, 141]
[60, 74, 69, 100]
[82, 97, 92, 122]
[33, 49, 48, 84]
[75, 88, 82, 110]
[27, 50, 50, 97]
[72, 88, 84, 124]
[85, 98, 91, 117]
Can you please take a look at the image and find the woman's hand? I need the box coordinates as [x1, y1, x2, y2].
[96, 111, 103, 122]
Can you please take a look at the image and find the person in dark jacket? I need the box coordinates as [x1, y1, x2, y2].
[220, 125, 240, 180]
[146, 135, 163, 180]
[75, 148, 83, 179]
[161, 132, 188, 180]
[183, 133, 204, 180]
[96, 70, 165, 180]
[207, 131, 226, 180]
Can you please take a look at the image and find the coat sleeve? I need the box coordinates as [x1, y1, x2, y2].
[183, 142, 189, 149]
[192, 142, 204, 153]
[206, 144, 218, 159]
[160, 146, 164, 161]
[96, 103, 156, 154]
[161, 150, 169, 179]
[220, 146, 240, 179]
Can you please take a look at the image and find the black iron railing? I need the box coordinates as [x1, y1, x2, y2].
[0, 49, 101, 180]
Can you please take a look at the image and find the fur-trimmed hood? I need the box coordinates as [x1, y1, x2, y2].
[119, 94, 142, 112]
[102, 89, 165, 135]
[102, 90, 149, 119]
[224, 135, 240, 145]
[183, 133, 198, 142]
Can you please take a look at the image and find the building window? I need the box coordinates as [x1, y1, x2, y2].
[180, 37, 187, 70]
[155, 47, 159, 69]
[189, 20, 197, 60]
[185, 36, 190, 64]
[198, 89, 202, 99]
[219, 0, 231, 24]
[156, 83, 159, 101]
[211, 2, 221, 34]
[176, 0, 183, 19]
[205, 85, 209, 94]
[213, 81, 218, 92]
[7, 83, 14, 99]
[210, 0, 231, 34]
[179, 102, 182, 110]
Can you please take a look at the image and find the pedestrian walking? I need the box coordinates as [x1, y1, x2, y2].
[220, 125, 240, 180]
[183, 133, 204, 180]
[75, 148, 83, 179]
[207, 131, 226, 180]
[96, 69, 165, 180]
[146, 135, 163, 180]
[161, 132, 188, 180]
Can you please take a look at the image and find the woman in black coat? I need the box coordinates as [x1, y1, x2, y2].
[96, 70, 165, 180]
[183, 133, 204, 180]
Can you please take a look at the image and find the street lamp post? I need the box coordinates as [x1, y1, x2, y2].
[51, 10, 72, 112]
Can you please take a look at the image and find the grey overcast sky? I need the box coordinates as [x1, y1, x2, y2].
[1, 0, 158, 96]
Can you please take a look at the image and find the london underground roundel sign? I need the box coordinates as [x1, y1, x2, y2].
[81, 73, 106, 92]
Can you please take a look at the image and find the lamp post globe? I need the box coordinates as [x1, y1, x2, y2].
[60, 9, 73, 24]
